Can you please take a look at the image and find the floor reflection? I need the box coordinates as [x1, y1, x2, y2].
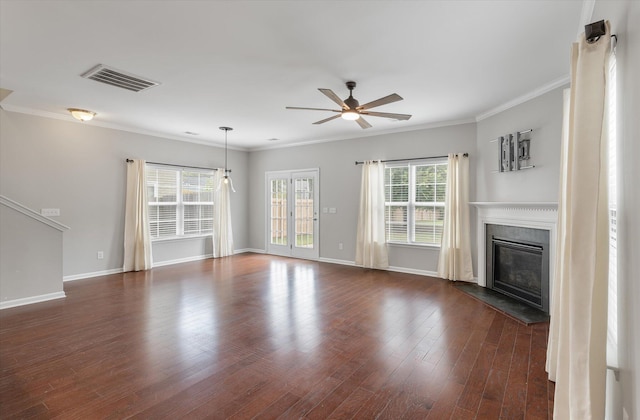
[142, 270, 219, 373]
[268, 260, 320, 352]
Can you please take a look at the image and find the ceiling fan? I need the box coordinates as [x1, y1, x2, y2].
[286, 81, 412, 129]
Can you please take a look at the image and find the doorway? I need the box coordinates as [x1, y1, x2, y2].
[266, 169, 319, 259]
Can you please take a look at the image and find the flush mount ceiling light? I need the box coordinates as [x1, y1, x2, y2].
[67, 108, 96, 122]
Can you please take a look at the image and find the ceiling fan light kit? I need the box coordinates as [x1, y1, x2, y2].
[342, 110, 360, 120]
[286, 80, 411, 129]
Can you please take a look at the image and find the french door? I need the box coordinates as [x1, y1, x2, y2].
[266, 169, 319, 259]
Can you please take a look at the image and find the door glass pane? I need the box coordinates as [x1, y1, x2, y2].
[294, 177, 314, 248]
[270, 179, 288, 245]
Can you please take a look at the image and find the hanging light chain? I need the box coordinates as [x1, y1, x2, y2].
[219, 126, 233, 176]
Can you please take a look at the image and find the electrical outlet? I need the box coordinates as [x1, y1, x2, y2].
[338, 243, 343, 250]
[41, 208, 60, 217]
[329, 207, 337, 214]
[97, 251, 104, 260]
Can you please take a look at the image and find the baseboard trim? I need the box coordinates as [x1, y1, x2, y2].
[234, 248, 265, 254]
[318, 258, 440, 278]
[62, 254, 474, 283]
[318, 257, 356, 266]
[63, 252, 265, 281]
[388, 266, 439, 277]
[152, 254, 213, 268]
[64, 268, 123, 282]
[0, 291, 66, 310]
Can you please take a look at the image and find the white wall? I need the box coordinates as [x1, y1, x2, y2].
[0, 203, 64, 304]
[620, 3, 640, 415]
[476, 86, 565, 202]
[592, 1, 640, 418]
[0, 110, 249, 278]
[248, 123, 477, 274]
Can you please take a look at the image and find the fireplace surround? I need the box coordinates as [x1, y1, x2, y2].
[486, 223, 550, 312]
[471, 202, 557, 312]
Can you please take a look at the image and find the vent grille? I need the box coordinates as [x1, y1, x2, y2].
[81, 64, 159, 92]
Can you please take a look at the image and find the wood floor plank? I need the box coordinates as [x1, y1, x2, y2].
[425, 378, 465, 419]
[327, 386, 374, 419]
[0, 254, 554, 419]
[252, 391, 301, 419]
[456, 342, 498, 412]
[500, 326, 534, 420]
[278, 376, 342, 418]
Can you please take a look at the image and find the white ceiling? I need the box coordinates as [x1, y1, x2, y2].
[0, 0, 584, 150]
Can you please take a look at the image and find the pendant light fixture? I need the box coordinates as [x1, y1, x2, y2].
[219, 126, 236, 192]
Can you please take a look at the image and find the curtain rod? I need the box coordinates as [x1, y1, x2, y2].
[355, 153, 468, 166]
[125, 159, 220, 172]
[585, 20, 617, 44]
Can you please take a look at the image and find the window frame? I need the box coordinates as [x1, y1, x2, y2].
[146, 164, 215, 241]
[384, 158, 447, 247]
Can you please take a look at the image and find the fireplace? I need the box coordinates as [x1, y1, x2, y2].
[471, 202, 557, 315]
[486, 224, 549, 313]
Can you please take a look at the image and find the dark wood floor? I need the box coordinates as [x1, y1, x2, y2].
[0, 253, 554, 419]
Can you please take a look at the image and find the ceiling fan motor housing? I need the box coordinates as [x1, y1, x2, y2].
[344, 81, 359, 109]
[344, 96, 360, 110]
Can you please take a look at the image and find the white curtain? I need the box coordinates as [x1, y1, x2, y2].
[123, 159, 152, 271]
[213, 169, 234, 257]
[546, 22, 611, 420]
[437, 153, 473, 281]
[355, 160, 388, 269]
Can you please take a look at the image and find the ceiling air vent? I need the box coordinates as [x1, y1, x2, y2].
[81, 64, 159, 92]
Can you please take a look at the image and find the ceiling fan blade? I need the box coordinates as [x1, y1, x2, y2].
[359, 93, 403, 110]
[286, 106, 341, 112]
[313, 114, 341, 125]
[360, 111, 412, 120]
[318, 88, 347, 108]
[356, 116, 372, 129]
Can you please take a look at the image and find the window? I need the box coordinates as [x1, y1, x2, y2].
[146, 165, 214, 240]
[385, 160, 447, 246]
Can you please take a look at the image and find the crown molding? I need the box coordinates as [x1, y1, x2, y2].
[249, 117, 476, 152]
[475, 75, 570, 122]
[0, 105, 249, 151]
[4, 65, 576, 151]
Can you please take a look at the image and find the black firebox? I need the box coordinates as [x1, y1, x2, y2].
[485, 224, 550, 314]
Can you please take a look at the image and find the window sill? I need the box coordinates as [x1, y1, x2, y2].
[387, 242, 441, 250]
[151, 234, 212, 244]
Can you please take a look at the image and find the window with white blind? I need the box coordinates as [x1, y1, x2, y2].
[384, 160, 447, 246]
[146, 165, 214, 240]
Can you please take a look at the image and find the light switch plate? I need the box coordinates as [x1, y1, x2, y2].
[41, 208, 60, 217]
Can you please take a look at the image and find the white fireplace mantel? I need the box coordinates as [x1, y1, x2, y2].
[470, 201, 558, 211]
[470, 202, 558, 290]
